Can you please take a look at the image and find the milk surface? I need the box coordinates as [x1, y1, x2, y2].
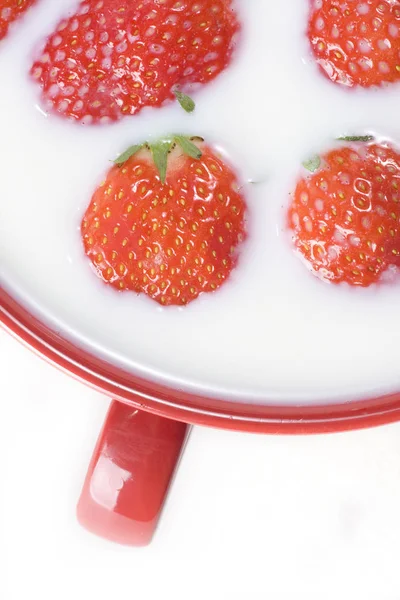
[1, 0, 400, 404]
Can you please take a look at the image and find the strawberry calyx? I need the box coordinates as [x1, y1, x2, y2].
[113, 135, 203, 184]
[337, 135, 375, 143]
[302, 135, 376, 172]
[302, 155, 321, 173]
[173, 90, 196, 114]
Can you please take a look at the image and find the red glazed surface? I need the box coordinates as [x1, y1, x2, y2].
[77, 401, 189, 545]
[2, 284, 400, 433]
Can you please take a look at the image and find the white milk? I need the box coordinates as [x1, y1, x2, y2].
[1, 0, 400, 404]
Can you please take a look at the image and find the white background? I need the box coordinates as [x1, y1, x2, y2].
[2, 328, 400, 600]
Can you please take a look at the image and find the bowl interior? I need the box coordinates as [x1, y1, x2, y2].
[3, 284, 400, 433]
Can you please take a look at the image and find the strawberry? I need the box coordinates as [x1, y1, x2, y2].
[30, 0, 240, 125]
[287, 139, 400, 287]
[308, 0, 400, 88]
[81, 136, 247, 305]
[0, 0, 36, 41]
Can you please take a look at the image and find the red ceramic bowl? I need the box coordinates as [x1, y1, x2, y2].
[3, 283, 400, 545]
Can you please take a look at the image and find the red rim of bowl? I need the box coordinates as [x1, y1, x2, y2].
[2, 284, 400, 434]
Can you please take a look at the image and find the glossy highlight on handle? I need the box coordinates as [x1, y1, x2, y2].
[77, 400, 189, 546]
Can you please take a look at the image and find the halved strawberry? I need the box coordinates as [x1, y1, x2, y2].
[30, 0, 240, 124]
[287, 139, 400, 286]
[308, 0, 400, 88]
[0, 0, 36, 41]
[81, 136, 247, 305]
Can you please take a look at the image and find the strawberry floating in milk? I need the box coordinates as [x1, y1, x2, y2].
[308, 0, 400, 88]
[0, 0, 36, 41]
[81, 136, 247, 305]
[30, 0, 240, 124]
[288, 139, 400, 286]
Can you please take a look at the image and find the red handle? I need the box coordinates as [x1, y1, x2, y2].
[77, 400, 189, 546]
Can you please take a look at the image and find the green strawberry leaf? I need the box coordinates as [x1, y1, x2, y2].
[174, 135, 202, 159]
[337, 135, 374, 142]
[302, 155, 321, 173]
[174, 90, 196, 113]
[114, 144, 143, 166]
[150, 140, 173, 184]
[113, 136, 202, 184]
